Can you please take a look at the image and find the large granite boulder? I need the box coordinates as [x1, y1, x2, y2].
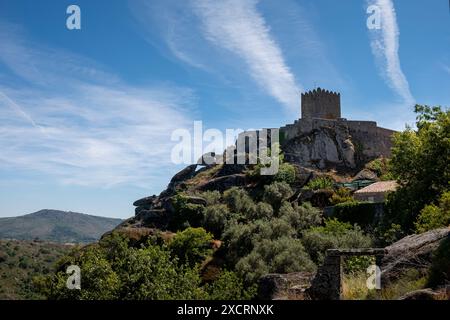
[282, 124, 356, 170]
[197, 174, 247, 192]
[381, 227, 450, 284]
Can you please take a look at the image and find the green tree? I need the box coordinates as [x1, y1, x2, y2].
[302, 218, 373, 264]
[206, 270, 256, 300]
[202, 204, 231, 238]
[415, 191, 450, 233]
[236, 237, 315, 284]
[387, 105, 450, 231]
[263, 181, 294, 209]
[169, 227, 213, 267]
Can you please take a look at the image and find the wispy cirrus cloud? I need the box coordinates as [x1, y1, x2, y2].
[130, 0, 302, 114]
[0, 24, 195, 189]
[368, 0, 415, 105]
[191, 0, 301, 112]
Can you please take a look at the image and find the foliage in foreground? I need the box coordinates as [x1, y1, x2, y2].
[41, 232, 251, 300]
[386, 105, 450, 232]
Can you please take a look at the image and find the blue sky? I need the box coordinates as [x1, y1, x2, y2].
[0, 0, 449, 218]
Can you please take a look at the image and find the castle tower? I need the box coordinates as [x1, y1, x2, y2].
[301, 88, 341, 120]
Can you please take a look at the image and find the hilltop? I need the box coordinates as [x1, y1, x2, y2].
[0, 209, 123, 243]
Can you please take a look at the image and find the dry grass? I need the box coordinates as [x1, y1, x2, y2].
[342, 269, 430, 300]
[342, 272, 374, 300]
[185, 164, 223, 188]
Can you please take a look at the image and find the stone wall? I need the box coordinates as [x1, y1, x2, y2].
[301, 88, 341, 120]
[346, 121, 395, 159]
[308, 248, 385, 300]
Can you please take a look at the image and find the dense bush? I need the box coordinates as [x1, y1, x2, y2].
[414, 191, 450, 233]
[365, 157, 393, 180]
[168, 227, 213, 267]
[263, 181, 294, 208]
[302, 219, 373, 264]
[330, 187, 353, 205]
[205, 270, 256, 300]
[198, 191, 222, 206]
[274, 162, 297, 184]
[44, 233, 209, 300]
[202, 204, 231, 238]
[251, 202, 274, 220]
[387, 105, 450, 231]
[223, 187, 255, 216]
[170, 194, 204, 230]
[333, 201, 378, 228]
[236, 237, 315, 284]
[279, 201, 322, 233]
[305, 177, 334, 190]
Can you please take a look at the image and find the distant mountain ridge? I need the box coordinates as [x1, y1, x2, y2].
[0, 209, 123, 243]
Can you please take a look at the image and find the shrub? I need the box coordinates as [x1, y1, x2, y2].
[263, 181, 294, 208]
[333, 201, 377, 228]
[302, 219, 373, 264]
[236, 237, 315, 285]
[198, 191, 222, 206]
[202, 204, 231, 238]
[205, 270, 256, 300]
[170, 194, 204, 230]
[274, 162, 296, 184]
[46, 246, 121, 300]
[305, 177, 334, 190]
[251, 202, 274, 220]
[414, 191, 450, 233]
[169, 227, 213, 267]
[330, 187, 353, 205]
[375, 223, 404, 246]
[222, 222, 255, 264]
[280, 201, 322, 233]
[45, 237, 206, 300]
[223, 187, 255, 216]
[365, 157, 392, 180]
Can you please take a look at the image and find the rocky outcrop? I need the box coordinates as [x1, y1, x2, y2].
[381, 227, 450, 284]
[197, 174, 247, 192]
[282, 122, 356, 171]
[352, 168, 378, 181]
[398, 288, 447, 300]
[257, 272, 314, 300]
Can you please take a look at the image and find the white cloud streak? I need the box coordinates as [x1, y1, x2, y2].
[191, 0, 301, 112]
[0, 25, 195, 188]
[368, 0, 415, 105]
[130, 0, 302, 113]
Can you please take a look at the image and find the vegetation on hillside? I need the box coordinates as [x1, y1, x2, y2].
[0, 240, 74, 299]
[6, 105, 449, 300]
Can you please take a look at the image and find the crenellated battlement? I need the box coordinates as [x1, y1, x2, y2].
[301, 87, 341, 120]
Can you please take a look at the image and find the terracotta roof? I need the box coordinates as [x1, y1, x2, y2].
[354, 180, 398, 194]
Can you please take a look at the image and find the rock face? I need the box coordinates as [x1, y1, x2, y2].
[282, 123, 356, 170]
[381, 227, 450, 284]
[257, 272, 314, 300]
[398, 288, 446, 300]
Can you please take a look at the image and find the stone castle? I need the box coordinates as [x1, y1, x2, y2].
[238, 88, 395, 171]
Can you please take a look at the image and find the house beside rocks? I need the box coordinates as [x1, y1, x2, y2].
[353, 180, 398, 203]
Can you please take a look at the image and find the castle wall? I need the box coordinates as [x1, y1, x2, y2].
[346, 121, 395, 158]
